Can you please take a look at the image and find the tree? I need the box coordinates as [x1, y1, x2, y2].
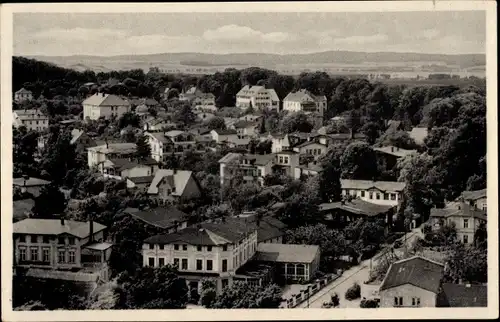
[118, 112, 140, 129]
[444, 243, 487, 284]
[474, 221, 487, 249]
[281, 112, 313, 133]
[210, 282, 283, 309]
[344, 109, 361, 138]
[199, 279, 218, 308]
[340, 142, 379, 180]
[173, 102, 196, 126]
[13, 126, 39, 177]
[32, 184, 67, 218]
[360, 122, 381, 145]
[135, 134, 151, 160]
[318, 156, 341, 203]
[345, 282, 361, 301]
[376, 130, 419, 150]
[206, 116, 226, 130]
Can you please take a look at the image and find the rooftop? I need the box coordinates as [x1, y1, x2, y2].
[87, 143, 137, 154]
[430, 203, 487, 221]
[341, 179, 406, 192]
[373, 146, 417, 158]
[13, 198, 35, 221]
[122, 206, 189, 229]
[283, 89, 327, 103]
[320, 198, 394, 217]
[127, 176, 154, 184]
[255, 243, 320, 264]
[147, 169, 196, 196]
[232, 214, 287, 243]
[13, 218, 106, 238]
[461, 189, 487, 201]
[438, 283, 487, 307]
[82, 93, 130, 107]
[212, 129, 238, 135]
[105, 157, 157, 171]
[379, 256, 444, 294]
[13, 177, 51, 187]
[232, 120, 259, 129]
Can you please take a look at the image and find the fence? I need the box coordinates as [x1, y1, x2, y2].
[284, 269, 343, 308]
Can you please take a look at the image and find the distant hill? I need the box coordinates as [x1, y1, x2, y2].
[27, 50, 485, 72]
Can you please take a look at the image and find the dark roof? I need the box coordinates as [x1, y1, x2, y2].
[461, 189, 487, 201]
[122, 206, 188, 229]
[320, 198, 394, 217]
[255, 243, 320, 264]
[144, 219, 256, 245]
[232, 214, 287, 243]
[438, 283, 487, 307]
[233, 120, 258, 129]
[430, 203, 487, 221]
[13, 177, 51, 187]
[213, 129, 237, 135]
[380, 256, 444, 294]
[13, 219, 106, 238]
[108, 157, 157, 171]
[127, 176, 154, 184]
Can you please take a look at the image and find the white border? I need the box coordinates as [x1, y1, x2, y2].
[1, 2, 498, 321]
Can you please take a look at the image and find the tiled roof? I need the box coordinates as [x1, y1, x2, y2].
[13, 177, 51, 187]
[13, 218, 106, 238]
[232, 214, 287, 243]
[147, 169, 196, 196]
[222, 137, 251, 146]
[295, 140, 328, 149]
[122, 206, 188, 229]
[283, 89, 327, 103]
[127, 176, 154, 184]
[164, 130, 186, 138]
[212, 129, 238, 135]
[438, 283, 487, 307]
[107, 157, 157, 172]
[430, 203, 487, 221]
[373, 146, 417, 158]
[70, 129, 84, 145]
[320, 198, 394, 217]
[232, 120, 258, 129]
[82, 93, 130, 107]
[255, 243, 320, 264]
[461, 189, 487, 201]
[87, 143, 136, 154]
[379, 256, 444, 294]
[147, 132, 171, 143]
[341, 179, 406, 192]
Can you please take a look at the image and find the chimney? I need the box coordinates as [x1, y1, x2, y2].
[105, 138, 109, 149]
[89, 219, 94, 243]
[391, 146, 395, 152]
[60, 216, 65, 226]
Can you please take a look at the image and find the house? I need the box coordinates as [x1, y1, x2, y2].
[70, 129, 97, 152]
[120, 206, 190, 234]
[272, 150, 300, 178]
[13, 218, 113, 282]
[13, 199, 35, 222]
[374, 146, 417, 171]
[385, 120, 404, 134]
[223, 117, 239, 128]
[219, 153, 275, 186]
[341, 179, 406, 207]
[188, 127, 212, 140]
[428, 203, 486, 244]
[193, 93, 217, 112]
[143, 117, 177, 132]
[100, 157, 159, 180]
[233, 212, 287, 244]
[436, 283, 487, 307]
[230, 120, 260, 138]
[147, 169, 202, 203]
[142, 219, 258, 293]
[160, 87, 171, 100]
[211, 129, 238, 144]
[407, 127, 429, 146]
[82, 93, 131, 120]
[87, 142, 136, 169]
[459, 189, 487, 211]
[14, 88, 33, 102]
[219, 137, 251, 150]
[164, 130, 196, 153]
[269, 133, 290, 153]
[145, 132, 174, 163]
[13, 177, 51, 198]
[239, 114, 263, 123]
[293, 141, 328, 160]
[254, 243, 320, 283]
[135, 104, 151, 120]
[125, 176, 155, 190]
[319, 198, 395, 228]
[13, 109, 49, 132]
[379, 256, 445, 307]
[236, 85, 280, 110]
[294, 163, 322, 180]
[283, 89, 327, 117]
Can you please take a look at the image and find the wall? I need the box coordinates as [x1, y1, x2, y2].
[122, 165, 154, 179]
[379, 284, 437, 308]
[342, 188, 402, 207]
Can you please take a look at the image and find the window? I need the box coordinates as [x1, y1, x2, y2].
[174, 244, 179, 250]
[68, 251, 75, 263]
[149, 244, 154, 249]
[42, 236, 50, 244]
[148, 257, 155, 267]
[369, 192, 373, 199]
[412, 297, 421, 306]
[30, 235, 38, 243]
[361, 191, 365, 197]
[19, 247, 27, 261]
[58, 250, 66, 263]
[159, 244, 164, 250]
[181, 258, 188, 270]
[296, 264, 305, 277]
[68, 237, 75, 245]
[463, 219, 469, 229]
[43, 248, 50, 262]
[482, 204, 487, 211]
[206, 260, 213, 271]
[222, 259, 228, 272]
[384, 193, 389, 200]
[30, 247, 39, 261]
[19, 235, 26, 243]
[58, 237, 65, 245]
[158, 258, 165, 267]
[207, 246, 212, 252]
[197, 245, 202, 252]
[182, 244, 188, 251]
[279, 156, 284, 163]
[173, 258, 180, 267]
[391, 193, 397, 200]
[376, 193, 381, 200]
[222, 279, 229, 289]
[284, 156, 289, 164]
[196, 259, 203, 270]
[394, 297, 403, 306]
[463, 235, 469, 244]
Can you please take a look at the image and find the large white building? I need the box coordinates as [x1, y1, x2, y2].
[341, 179, 406, 207]
[13, 109, 49, 132]
[236, 85, 280, 110]
[283, 89, 327, 117]
[82, 93, 131, 120]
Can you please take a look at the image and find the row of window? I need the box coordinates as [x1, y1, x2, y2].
[147, 257, 229, 272]
[19, 235, 76, 245]
[18, 247, 76, 264]
[394, 297, 420, 307]
[21, 120, 48, 124]
[278, 156, 290, 164]
[346, 190, 399, 201]
[148, 244, 229, 252]
[305, 148, 323, 156]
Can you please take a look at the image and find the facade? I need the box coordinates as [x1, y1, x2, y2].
[13, 218, 112, 281]
[70, 129, 97, 152]
[283, 89, 327, 117]
[13, 109, 49, 132]
[341, 179, 406, 207]
[428, 203, 487, 244]
[230, 120, 260, 139]
[164, 130, 197, 153]
[145, 132, 174, 163]
[143, 117, 177, 132]
[293, 141, 328, 160]
[235, 85, 280, 110]
[87, 143, 137, 169]
[14, 88, 33, 102]
[82, 93, 131, 120]
[211, 129, 239, 144]
[147, 169, 202, 203]
[294, 163, 322, 180]
[379, 256, 445, 308]
[219, 153, 275, 186]
[100, 157, 159, 180]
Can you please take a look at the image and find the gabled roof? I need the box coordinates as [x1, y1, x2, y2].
[87, 143, 136, 154]
[320, 198, 394, 217]
[164, 130, 187, 138]
[461, 189, 487, 201]
[13, 218, 106, 238]
[212, 129, 237, 135]
[13, 177, 51, 187]
[232, 120, 258, 129]
[232, 214, 287, 243]
[373, 146, 417, 158]
[16, 88, 32, 94]
[255, 243, 320, 264]
[379, 256, 444, 294]
[341, 179, 406, 192]
[438, 283, 487, 307]
[283, 89, 327, 103]
[70, 129, 84, 145]
[147, 169, 196, 196]
[218, 152, 275, 166]
[295, 140, 328, 149]
[147, 132, 171, 143]
[82, 93, 130, 107]
[126, 176, 154, 184]
[430, 203, 487, 221]
[106, 157, 157, 172]
[121, 206, 189, 229]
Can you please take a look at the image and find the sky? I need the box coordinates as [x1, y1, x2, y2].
[13, 11, 486, 56]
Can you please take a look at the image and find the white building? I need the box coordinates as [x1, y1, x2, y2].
[82, 93, 131, 120]
[236, 85, 280, 110]
[87, 142, 137, 169]
[13, 109, 49, 132]
[283, 89, 327, 117]
[341, 179, 406, 207]
[14, 88, 33, 102]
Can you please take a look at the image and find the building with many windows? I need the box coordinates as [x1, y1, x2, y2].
[87, 142, 137, 169]
[340, 179, 406, 207]
[236, 85, 280, 110]
[13, 109, 49, 132]
[14, 88, 33, 102]
[82, 93, 131, 120]
[282, 89, 327, 117]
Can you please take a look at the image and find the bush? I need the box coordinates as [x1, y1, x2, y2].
[360, 299, 379, 308]
[344, 282, 361, 301]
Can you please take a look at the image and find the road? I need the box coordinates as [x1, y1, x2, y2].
[296, 230, 419, 308]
